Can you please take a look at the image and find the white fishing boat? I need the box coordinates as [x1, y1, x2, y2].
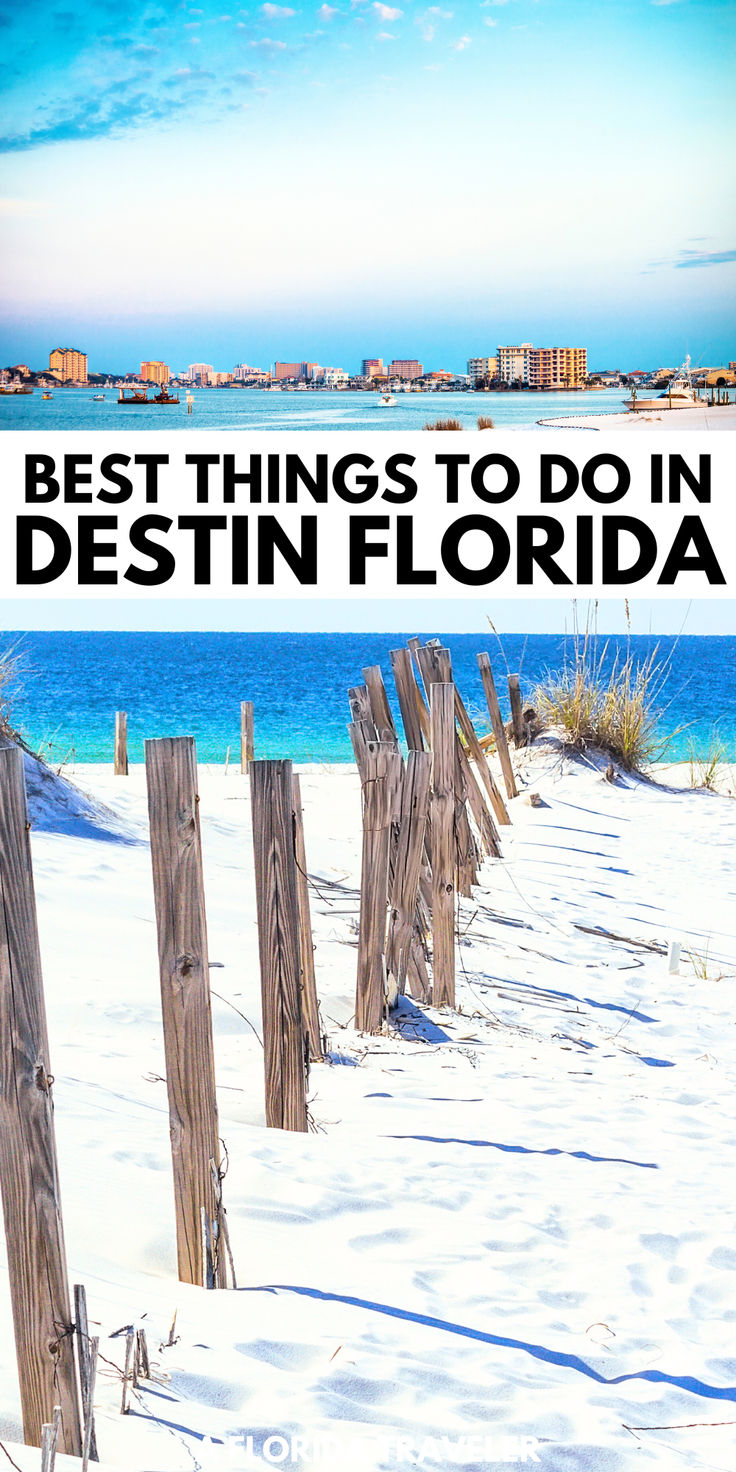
[376, 392, 398, 406]
[624, 358, 705, 411]
[92, 393, 105, 401]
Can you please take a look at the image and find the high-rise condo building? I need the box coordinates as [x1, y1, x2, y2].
[274, 362, 318, 381]
[362, 358, 383, 378]
[387, 359, 423, 380]
[187, 363, 215, 384]
[49, 347, 88, 382]
[140, 360, 170, 384]
[528, 347, 588, 388]
[497, 344, 533, 384]
[497, 343, 588, 387]
[467, 356, 499, 383]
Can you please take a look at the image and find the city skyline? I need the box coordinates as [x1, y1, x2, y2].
[0, 1, 734, 368]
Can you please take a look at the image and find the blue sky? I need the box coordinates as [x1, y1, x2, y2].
[1, 0, 734, 373]
[1, 598, 734, 634]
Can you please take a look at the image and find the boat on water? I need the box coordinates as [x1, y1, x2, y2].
[92, 393, 105, 401]
[118, 387, 180, 405]
[0, 384, 33, 395]
[376, 393, 398, 407]
[42, 392, 53, 400]
[624, 358, 705, 411]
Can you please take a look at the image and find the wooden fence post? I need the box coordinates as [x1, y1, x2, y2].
[390, 648, 425, 752]
[355, 742, 393, 1033]
[114, 711, 128, 776]
[452, 684, 510, 826]
[362, 665, 399, 748]
[508, 673, 525, 747]
[477, 653, 518, 799]
[240, 701, 254, 775]
[430, 684, 456, 1008]
[386, 750, 431, 997]
[250, 761, 308, 1132]
[292, 774, 323, 1062]
[0, 745, 83, 1455]
[144, 737, 228, 1288]
[73, 1284, 98, 1465]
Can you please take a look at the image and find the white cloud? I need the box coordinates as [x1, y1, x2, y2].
[318, 3, 339, 15]
[261, 3, 296, 16]
[250, 36, 288, 48]
[373, 3, 402, 20]
[453, 33, 471, 49]
[376, 29, 396, 39]
[483, 15, 497, 24]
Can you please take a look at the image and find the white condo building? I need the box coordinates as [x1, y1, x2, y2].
[497, 344, 534, 384]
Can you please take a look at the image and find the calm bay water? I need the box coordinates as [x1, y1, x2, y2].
[1, 630, 732, 765]
[0, 386, 627, 433]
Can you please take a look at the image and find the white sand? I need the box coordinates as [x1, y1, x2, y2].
[538, 405, 736, 432]
[1, 742, 735, 1471]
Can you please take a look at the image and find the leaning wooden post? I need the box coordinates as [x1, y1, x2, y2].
[430, 683, 456, 1008]
[240, 701, 254, 774]
[477, 653, 518, 799]
[386, 750, 431, 996]
[73, 1285, 98, 1465]
[292, 774, 323, 1062]
[144, 736, 227, 1288]
[114, 711, 128, 775]
[0, 745, 83, 1455]
[507, 673, 525, 748]
[390, 648, 425, 752]
[355, 743, 392, 1033]
[250, 760, 308, 1132]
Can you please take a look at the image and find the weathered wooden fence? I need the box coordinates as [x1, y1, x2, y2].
[0, 745, 83, 1455]
[145, 736, 230, 1288]
[348, 637, 517, 1032]
[250, 760, 309, 1132]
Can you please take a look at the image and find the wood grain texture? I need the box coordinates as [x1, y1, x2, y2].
[355, 743, 392, 1034]
[452, 684, 510, 828]
[240, 702, 254, 774]
[73, 1285, 98, 1464]
[390, 648, 425, 753]
[144, 737, 225, 1286]
[386, 751, 431, 995]
[430, 684, 456, 1007]
[348, 685, 375, 731]
[292, 775, 323, 1063]
[250, 761, 308, 1132]
[477, 653, 518, 799]
[362, 666, 399, 748]
[114, 711, 128, 776]
[508, 673, 525, 748]
[0, 746, 82, 1455]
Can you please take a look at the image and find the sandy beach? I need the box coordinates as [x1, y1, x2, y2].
[539, 405, 736, 432]
[1, 740, 735, 1470]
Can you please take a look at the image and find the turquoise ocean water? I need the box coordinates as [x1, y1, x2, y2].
[0, 386, 627, 433]
[0, 630, 732, 766]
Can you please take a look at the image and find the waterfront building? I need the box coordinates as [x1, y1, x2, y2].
[387, 358, 423, 380]
[273, 362, 319, 381]
[362, 358, 383, 378]
[528, 346, 587, 389]
[467, 356, 498, 384]
[234, 362, 266, 380]
[140, 360, 170, 384]
[497, 344, 533, 385]
[187, 362, 215, 384]
[49, 347, 88, 383]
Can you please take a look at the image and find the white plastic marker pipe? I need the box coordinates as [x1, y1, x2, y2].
[667, 940, 681, 974]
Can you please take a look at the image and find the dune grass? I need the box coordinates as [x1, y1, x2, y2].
[477, 415, 495, 430]
[423, 417, 463, 430]
[533, 626, 671, 771]
[0, 647, 25, 742]
[688, 731, 727, 792]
